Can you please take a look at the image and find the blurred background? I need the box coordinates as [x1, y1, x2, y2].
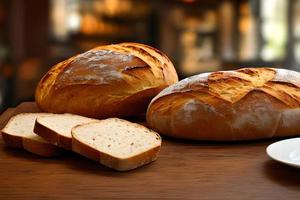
[0, 0, 299, 112]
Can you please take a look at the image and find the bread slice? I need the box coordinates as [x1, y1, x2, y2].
[34, 114, 97, 150]
[72, 118, 162, 171]
[1, 113, 61, 157]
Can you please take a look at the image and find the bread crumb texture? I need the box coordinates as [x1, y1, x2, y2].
[37, 114, 96, 137]
[73, 118, 161, 159]
[2, 113, 53, 143]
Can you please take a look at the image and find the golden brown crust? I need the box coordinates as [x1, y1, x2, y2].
[208, 68, 276, 103]
[72, 135, 160, 171]
[35, 43, 178, 118]
[34, 120, 72, 150]
[1, 130, 61, 156]
[1, 113, 62, 156]
[1, 131, 23, 148]
[99, 146, 160, 171]
[22, 137, 61, 157]
[147, 68, 300, 141]
[72, 136, 100, 162]
[150, 68, 300, 107]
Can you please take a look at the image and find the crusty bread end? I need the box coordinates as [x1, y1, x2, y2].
[1, 113, 61, 157]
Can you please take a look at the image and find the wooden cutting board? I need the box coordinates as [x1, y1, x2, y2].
[0, 102, 299, 200]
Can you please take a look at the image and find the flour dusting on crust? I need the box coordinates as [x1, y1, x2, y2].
[149, 72, 210, 105]
[272, 68, 300, 87]
[56, 49, 137, 86]
[182, 99, 199, 123]
[279, 108, 300, 128]
[151, 68, 300, 106]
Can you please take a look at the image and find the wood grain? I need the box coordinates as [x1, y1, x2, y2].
[0, 102, 300, 200]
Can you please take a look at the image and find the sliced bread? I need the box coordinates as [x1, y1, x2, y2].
[72, 118, 162, 171]
[1, 113, 61, 157]
[34, 114, 97, 150]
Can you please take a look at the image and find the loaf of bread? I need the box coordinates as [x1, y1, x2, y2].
[147, 68, 300, 141]
[1, 113, 61, 156]
[72, 118, 161, 171]
[35, 43, 178, 118]
[34, 114, 97, 150]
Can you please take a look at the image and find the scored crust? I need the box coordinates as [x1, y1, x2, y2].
[149, 68, 300, 108]
[147, 68, 300, 141]
[35, 43, 178, 118]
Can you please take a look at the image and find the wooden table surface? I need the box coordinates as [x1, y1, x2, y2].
[0, 102, 300, 200]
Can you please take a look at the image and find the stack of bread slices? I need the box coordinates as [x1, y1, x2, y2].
[1, 113, 162, 171]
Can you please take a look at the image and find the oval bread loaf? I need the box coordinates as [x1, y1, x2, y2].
[147, 68, 300, 141]
[35, 43, 178, 118]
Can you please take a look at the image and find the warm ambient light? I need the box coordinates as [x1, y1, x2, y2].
[183, 0, 195, 3]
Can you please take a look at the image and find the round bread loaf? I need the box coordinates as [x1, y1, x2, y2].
[147, 68, 300, 141]
[35, 43, 178, 118]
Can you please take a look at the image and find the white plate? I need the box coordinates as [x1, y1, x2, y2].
[266, 138, 300, 168]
